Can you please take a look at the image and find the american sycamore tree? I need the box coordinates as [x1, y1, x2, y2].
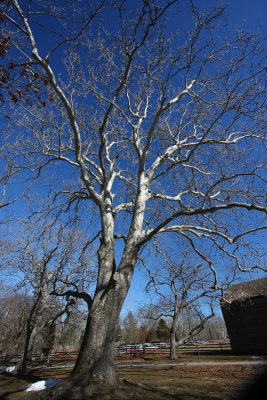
[0, 0, 266, 397]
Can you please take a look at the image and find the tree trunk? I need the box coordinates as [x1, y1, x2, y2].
[169, 306, 179, 360]
[170, 324, 177, 360]
[15, 305, 38, 374]
[37, 213, 139, 399]
[16, 322, 40, 374]
[71, 297, 118, 385]
[15, 335, 30, 374]
[38, 274, 130, 399]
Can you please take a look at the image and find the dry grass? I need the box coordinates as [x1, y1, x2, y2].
[0, 360, 266, 400]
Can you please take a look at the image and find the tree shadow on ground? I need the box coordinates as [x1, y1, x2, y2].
[116, 379, 211, 400]
[0, 375, 32, 399]
[0, 371, 46, 400]
[35, 377, 213, 400]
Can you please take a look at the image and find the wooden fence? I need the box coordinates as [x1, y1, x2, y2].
[114, 342, 231, 357]
[0, 342, 231, 365]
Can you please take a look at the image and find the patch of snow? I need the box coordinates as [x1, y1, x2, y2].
[0, 366, 15, 373]
[25, 379, 59, 392]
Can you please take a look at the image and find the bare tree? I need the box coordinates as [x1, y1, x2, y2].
[0, 120, 34, 217]
[4, 219, 95, 373]
[54, 304, 87, 351]
[0, 288, 30, 357]
[145, 246, 219, 359]
[0, 0, 266, 396]
[202, 315, 228, 342]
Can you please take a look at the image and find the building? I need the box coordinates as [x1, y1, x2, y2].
[220, 277, 267, 355]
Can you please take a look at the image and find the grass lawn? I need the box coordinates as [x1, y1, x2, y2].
[0, 356, 266, 399]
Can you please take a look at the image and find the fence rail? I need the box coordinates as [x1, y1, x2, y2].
[114, 342, 231, 357]
[0, 342, 231, 364]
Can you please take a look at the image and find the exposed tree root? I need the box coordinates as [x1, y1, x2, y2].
[37, 375, 120, 400]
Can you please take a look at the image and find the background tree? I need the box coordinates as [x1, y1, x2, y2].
[202, 315, 228, 342]
[2, 218, 95, 373]
[0, 0, 266, 396]
[136, 303, 159, 343]
[115, 318, 123, 343]
[54, 305, 87, 351]
[0, 286, 87, 360]
[156, 318, 170, 341]
[0, 288, 30, 357]
[145, 244, 219, 359]
[122, 311, 138, 343]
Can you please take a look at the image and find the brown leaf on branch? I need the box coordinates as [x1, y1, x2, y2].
[0, 37, 10, 58]
[25, 98, 33, 106]
[17, 89, 25, 99]
[32, 85, 39, 94]
[0, 65, 9, 83]
[8, 90, 18, 103]
[48, 93, 54, 102]
[38, 97, 46, 108]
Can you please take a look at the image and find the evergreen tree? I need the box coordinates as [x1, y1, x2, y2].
[156, 319, 169, 341]
[122, 312, 138, 343]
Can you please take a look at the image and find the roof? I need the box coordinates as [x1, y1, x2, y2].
[221, 277, 267, 303]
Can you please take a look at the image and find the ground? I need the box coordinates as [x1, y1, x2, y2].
[0, 354, 266, 399]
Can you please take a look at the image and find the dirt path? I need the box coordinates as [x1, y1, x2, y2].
[22, 359, 267, 370]
[115, 360, 267, 367]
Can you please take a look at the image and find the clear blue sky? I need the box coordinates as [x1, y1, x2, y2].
[225, 0, 266, 29]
